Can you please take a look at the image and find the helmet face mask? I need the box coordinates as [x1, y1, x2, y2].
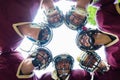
[44, 6, 64, 28]
[78, 51, 110, 73]
[53, 54, 74, 77]
[65, 6, 87, 30]
[70, 13, 86, 26]
[31, 47, 53, 70]
[56, 60, 71, 77]
[79, 51, 101, 72]
[76, 29, 102, 51]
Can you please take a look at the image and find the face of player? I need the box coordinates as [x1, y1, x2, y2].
[69, 12, 86, 26]
[83, 53, 99, 68]
[37, 50, 49, 65]
[48, 10, 61, 23]
[39, 28, 50, 41]
[56, 60, 71, 78]
[80, 51, 110, 73]
[84, 56, 110, 73]
[79, 32, 107, 47]
[80, 34, 91, 47]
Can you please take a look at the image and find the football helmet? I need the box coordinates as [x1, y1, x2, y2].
[53, 54, 74, 69]
[31, 47, 53, 70]
[53, 54, 74, 77]
[78, 51, 109, 73]
[44, 6, 64, 28]
[65, 5, 87, 31]
[76, 29, 102, 51]
[27, 23, 53, 46]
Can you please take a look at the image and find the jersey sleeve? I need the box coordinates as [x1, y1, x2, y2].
[16, 60, 35, 79]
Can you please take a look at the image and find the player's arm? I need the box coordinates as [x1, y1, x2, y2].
[16, 47, 53, 78]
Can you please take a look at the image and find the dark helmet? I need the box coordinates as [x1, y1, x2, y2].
[64, 5, 87, 31]
[76, 29, 102, 51]
[44, 6, 64, 28]
[31, 47, 53, 70]
[27, 23, 53, 46]
[53, 54, 74, 70]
